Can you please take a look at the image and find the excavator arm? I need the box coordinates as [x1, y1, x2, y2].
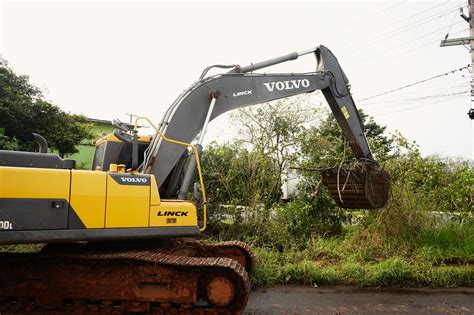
[143, 45, 389, 209]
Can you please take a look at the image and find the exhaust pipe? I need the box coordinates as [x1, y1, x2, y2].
[32, 133, 48, 153]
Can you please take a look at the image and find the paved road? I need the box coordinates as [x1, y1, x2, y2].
[244, 285, 474, 314]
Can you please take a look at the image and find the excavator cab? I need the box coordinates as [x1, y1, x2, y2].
[91, 119, 152, 171]
[91, 132, 151, 171]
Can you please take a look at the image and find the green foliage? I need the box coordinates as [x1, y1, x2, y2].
[248, 220, 473, 287]
[0, 57, 92, 156]
[0, 128, 18, 150]
[298, 109, 393, 169]
[415, 222, 474, 265]
[250, 247, 473, 287]
[202, 143, 281, 209]
[409, 156, 473, 213]
[250, 247, 284, 286]
[232, 98, 319, 194]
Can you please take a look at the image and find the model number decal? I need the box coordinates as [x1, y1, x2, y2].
[0, 221, 13, 230]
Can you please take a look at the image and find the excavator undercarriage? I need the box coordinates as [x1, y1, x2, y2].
[0, 240, 253, 314]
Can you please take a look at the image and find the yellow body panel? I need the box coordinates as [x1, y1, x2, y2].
[150, 176, 161, 205]
[149, 201, 198, 227]
[0, 166, 70, 199]
[0, 165, 198, 233]
[70, 170, 106, 228]
[105, 174, 150, 228]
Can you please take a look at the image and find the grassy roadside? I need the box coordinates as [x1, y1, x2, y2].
[249, 221, 473, 287]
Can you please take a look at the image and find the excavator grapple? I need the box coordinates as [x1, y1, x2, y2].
[320, 163, 391, 209]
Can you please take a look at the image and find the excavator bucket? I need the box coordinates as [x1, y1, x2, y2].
[320, 163, 390, 209]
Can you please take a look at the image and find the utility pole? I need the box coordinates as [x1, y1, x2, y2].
[470, 0, 474, 160]
[440, 1, 473, 118]
[440, 1, 474, 158]
[470, 0, 474, 121]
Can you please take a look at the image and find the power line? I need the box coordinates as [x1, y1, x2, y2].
[379, 1, 450, 30]
[346, 1, 408, 27]
[374, 93, 469, 116]
[357, 66, 470, 102]
[351, 24, 470, 65]
[373, 93, 469, 116]
[371, 0, 407, 16]
[362, 79, 471, 105]
[375, 20, 465, 55]
[410, 73, 471, 89]
[348, 3, 467, 54]
[392, 80, 471, 98]
[372, 89, 469, 110]
[429, 81, 472, 92]
[373, 74, 470, 96]
[382, 4, 464, 38]
[393, 24, 470, 57]
[445, 2, 461, 37]
[359, 90, 469, 107]
[397, 37, 451, 56]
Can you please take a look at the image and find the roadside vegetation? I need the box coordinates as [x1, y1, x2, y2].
[201, 96, 473, 287]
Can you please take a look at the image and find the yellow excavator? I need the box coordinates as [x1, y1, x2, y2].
[0, 45, 390, 314]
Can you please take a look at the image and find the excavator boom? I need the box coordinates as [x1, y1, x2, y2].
[144, 45, 388, 209]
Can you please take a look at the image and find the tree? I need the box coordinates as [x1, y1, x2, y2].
[202, 142, 281, 206]
[0, 58, 92, 156]
[298, 108, 394, 170]
[232, 97, 318, 197]
[0, 128, 18, 151]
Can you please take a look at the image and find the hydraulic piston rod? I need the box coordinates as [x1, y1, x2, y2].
[231, 47, 317, 74]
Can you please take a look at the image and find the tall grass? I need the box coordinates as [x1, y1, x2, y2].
[249, 220, 474, 287]
[211, 182, 473, 287]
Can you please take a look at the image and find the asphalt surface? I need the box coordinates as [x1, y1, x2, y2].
[244, 285, 474, 314]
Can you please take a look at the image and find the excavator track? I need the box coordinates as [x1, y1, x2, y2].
[165, 240, 254, 273]
[0, 241, 251, 314]
[41, 239, 254, 273]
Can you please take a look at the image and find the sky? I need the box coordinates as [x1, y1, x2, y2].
[1, 0, 473, 160]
